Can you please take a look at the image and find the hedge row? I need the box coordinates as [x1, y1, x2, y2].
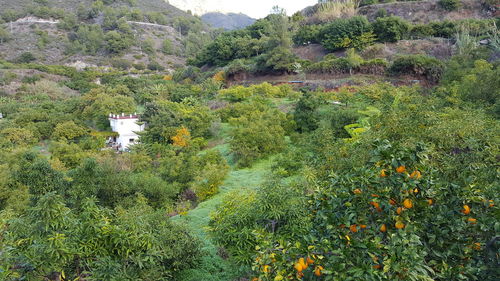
[305, 54, 444, 82]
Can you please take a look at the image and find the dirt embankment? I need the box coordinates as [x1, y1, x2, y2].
[358, 0, 492, 23]
[227, 72, 432, 91]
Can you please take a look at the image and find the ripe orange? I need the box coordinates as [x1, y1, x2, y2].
[380, 169, 387, 177]
[396, 207, 403, 215]
[314, 266, 324, 277]
[373, 264, 382, 269]
[299, 258, 308, 269]
[410, 170, 422, 179]
[294, 262, 303, 272]
[360, 224, 367, 229]
[403, 199, 413, 209]
[395, 221, 405, 229]
[462, 205, 471, 215]
[389, 198, 397, 206]
[467, 218, 477, 224]
[350, 224, 358, 233]
[306, 257, 314, 265]
[380, 224, 387, 232]
[353, 188, 362, 194]
[427, 199, 433, 206]
[396, 166, 406, 173]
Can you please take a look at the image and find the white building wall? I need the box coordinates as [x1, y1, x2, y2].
[108, 114, 145, 151]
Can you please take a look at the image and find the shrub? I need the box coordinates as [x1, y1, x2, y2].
[229, 109, 288, 167]
[294, 91, 324, 133]
[147, 61, 165, 71]
[161, 39, 174, 55]
[52, 121, 88, 141]
[360, 0, 379, 6]
[410, 24, 436, 39]
[16, 52, 37, 63]
[110, 58, 132, 70]
[429, 20, 456, 38]
[0, 26, 10, 44]
[318, 16, 374, 51]
[359, 58, 388, 74]
[375, 8, 388, 19]
[132, 62, 146, 70]
[438, 0, 461, 11]
[104, 30, 133, 54]
[372, 16, 411, 42]
[389, 55, 444, 82]
[293, 24, 321, 45]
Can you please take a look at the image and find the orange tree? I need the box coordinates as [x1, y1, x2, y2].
[249, 140, 498, 280]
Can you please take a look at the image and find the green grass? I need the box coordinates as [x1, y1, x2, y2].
[172, 152, 273, 281]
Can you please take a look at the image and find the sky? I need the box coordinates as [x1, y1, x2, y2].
[168, 0, 318, 19]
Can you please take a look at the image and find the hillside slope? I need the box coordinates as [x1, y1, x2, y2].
[0, 0, 211, 70]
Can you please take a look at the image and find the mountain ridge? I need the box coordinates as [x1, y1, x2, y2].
[201, 12, 256, 30]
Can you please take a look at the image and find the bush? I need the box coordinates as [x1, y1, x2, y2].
[389, 55, 444, 83]
[438, 0, 461, 11]
[52, 121, 88, 141]
[147, 61, 165, 71]
[360, 0, 379, 6]
[229, 109, 288, 167]
[409, 24, 436, 38]
[110, 58, 132, 70]
[293, 24, 321, 45]
[372, 16, 411, 43]
[375, 8, 388, 19]
[0, 26, 10, 44]
[429, 20, 456, 38]
[16, 52, 37, 63]
[132, 62, 146, 70]
[104, 30, 133, 54]
[161, 39, 174, 55]
[318, 16, 374, 51]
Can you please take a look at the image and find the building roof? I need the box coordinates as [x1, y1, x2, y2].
[109, 113, 140, 120]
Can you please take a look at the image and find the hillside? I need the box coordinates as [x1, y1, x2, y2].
[0, 0, 211, 70]
[358, 0, 493, 23]
[1, 0, 188, 15]
[201, 12, 256, 30]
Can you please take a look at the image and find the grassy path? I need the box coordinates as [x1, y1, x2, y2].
[173, 156, 272, 281]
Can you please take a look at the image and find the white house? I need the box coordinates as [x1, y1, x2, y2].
[108, 113, 145, 151]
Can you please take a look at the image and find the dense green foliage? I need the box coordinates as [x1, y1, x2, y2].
[438, 0, 461, 11]
[389, 54, 445, 83]
[372, 16, 411, 42]
[318, 16, 374, 51]
[208, 54, 499, 280]
[0, 1, 499, 280]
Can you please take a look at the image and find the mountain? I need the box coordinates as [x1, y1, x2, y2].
[167, 0, 227, 16]
[201, 12, 255, 30]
